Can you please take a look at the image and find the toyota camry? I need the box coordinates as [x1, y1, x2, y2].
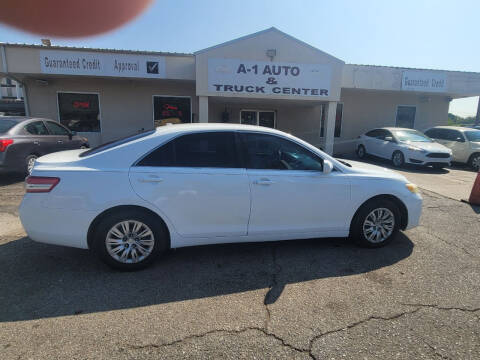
[19, 124, 422, 270]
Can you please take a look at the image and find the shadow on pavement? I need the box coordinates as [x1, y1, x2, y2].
[0, 173, 25, 186]
[0, 234, 413, 322]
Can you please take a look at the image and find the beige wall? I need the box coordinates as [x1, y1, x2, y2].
[24, 76, 197, 144]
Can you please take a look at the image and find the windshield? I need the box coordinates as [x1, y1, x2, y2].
[392, 129, 432, 143]
[0, 119, 17, 134]
[465, 130, 480, 142]
[79, 130, 155, 157]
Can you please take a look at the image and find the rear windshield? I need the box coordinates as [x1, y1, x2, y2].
[79, 130, 155, 157]
[0, 119, 17, 134]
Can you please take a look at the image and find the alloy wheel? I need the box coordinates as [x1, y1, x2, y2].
[27, 156, 37, 174]
[393, 152, 403, 167]
[472, 155, 480, 171]
[105, 220, 155, 264]
[362, 208, 395, 243]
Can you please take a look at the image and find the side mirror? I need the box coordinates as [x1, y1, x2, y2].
[323, 159, 334, 174]
[384, 136, 394, 142]
[69, 131, 76, 140]
[456, 136, 465, 143]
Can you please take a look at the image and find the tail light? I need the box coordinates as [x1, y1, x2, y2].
[0, 139, 14, 152]
[25, 176, 60, 193]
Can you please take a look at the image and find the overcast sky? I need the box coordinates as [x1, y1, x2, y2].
[1, 0, 478, 116]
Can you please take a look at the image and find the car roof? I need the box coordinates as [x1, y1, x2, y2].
[152, 123, 292, 137]
[366, 127, 419, 132]
[428, 126, 477, 132]
[0, 116, 55, 123]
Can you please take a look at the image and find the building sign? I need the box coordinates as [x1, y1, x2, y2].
[401, 70, 447, 92]
[40, 50, 166, 78]
[208, 58, 331, 97]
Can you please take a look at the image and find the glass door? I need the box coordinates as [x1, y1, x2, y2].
[240, 110, 275, 128]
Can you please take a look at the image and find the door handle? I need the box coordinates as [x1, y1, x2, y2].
[57, 140, 63, 144]
[138, 178, 163, 183]
[33, 141, 40, 145]
[254, 178, 274, 185]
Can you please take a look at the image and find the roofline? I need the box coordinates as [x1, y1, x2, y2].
[194, 27, 344, 63]
[345, 63, 480, 75]
[0, 42, 194, 58]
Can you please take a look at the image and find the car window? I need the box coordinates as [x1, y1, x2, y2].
[25, 121, 49, 135]
[365, 129, 382, 138]
[424, 129, 438, 138]
[240, 132, 323, 171]
[391, 129, 432, 142]
[443, 129, 463, 141]
[80, 130, 155, 157]
[45, 121, 70, 136]
[0, 119, 18, 134]
[465, 130, 480, 142]
[137, 132, 240, 168]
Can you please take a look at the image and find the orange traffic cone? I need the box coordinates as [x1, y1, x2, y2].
[467, 171, 480, 206]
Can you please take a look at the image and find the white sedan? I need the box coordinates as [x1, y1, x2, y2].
[20, 124, 422, 270]
[356, 127, 452, 168]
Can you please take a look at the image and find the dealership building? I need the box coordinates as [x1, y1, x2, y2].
[1, 27, 480, 154]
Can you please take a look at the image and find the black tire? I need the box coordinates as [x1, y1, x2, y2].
[391, 151, 405, 168]
[468, 153, 480, 171]
[25, 154, 38, 175]
[357, 145, 366, 159]
[350, 199, 400, 248]
[91, 209, 169, 271]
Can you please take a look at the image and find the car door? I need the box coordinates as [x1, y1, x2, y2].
[22, 120, 51, 156]
[433, 129, 468, 162]
[375, 129, 396, 159]
[364, 129, 383, 157]
[44, 121, 73, 151]
[240, 132, 351, 236]
[129, 131, 251, 238]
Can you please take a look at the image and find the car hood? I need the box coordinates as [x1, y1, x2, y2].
[401, 141, 450, 152]
[340, 159, 408, 182]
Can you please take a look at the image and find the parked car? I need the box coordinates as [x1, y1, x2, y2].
[424, 126, 480, 171]
[0, 116, 89, 174]
[356, 127, 452, 169]
[19, 124, 422, 270]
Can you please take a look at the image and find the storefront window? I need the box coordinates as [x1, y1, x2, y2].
[153, 96, 191, 127]
[395, 106, 416, 129]
[58, 92, 101, 132]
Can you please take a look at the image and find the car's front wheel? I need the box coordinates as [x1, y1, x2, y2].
[92, 209, 168, 270]
[350, 199, 400, 248]
[392, 151, 405, 167]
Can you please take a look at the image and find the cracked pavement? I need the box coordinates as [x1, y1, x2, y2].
[0, 173, 479, 359]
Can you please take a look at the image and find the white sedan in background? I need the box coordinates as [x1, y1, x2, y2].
[20, 124, 422, 270]
[356, 127, 452, 168]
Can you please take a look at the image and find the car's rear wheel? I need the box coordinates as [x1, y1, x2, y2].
[392, 151, 405, 167]
[357, 145, 366, 159]
[25, 154, 38, 175]
[92, 209, 168, 270]
[350, 199, 400, 248]
[468, 153, 480, 171]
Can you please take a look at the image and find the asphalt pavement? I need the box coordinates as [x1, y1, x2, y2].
[0, 172, 479, 359]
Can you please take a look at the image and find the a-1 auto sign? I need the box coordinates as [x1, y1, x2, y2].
[39, 50, 166, 78]
[208, 58, 332, 97]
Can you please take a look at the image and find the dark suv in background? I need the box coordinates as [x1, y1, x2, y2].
[0, 116, 89, 174]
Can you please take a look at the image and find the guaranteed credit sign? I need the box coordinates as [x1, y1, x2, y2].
[39, 50, 166, 78]
[208, 58, 332, 97]
[401, 70, 447, 92]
